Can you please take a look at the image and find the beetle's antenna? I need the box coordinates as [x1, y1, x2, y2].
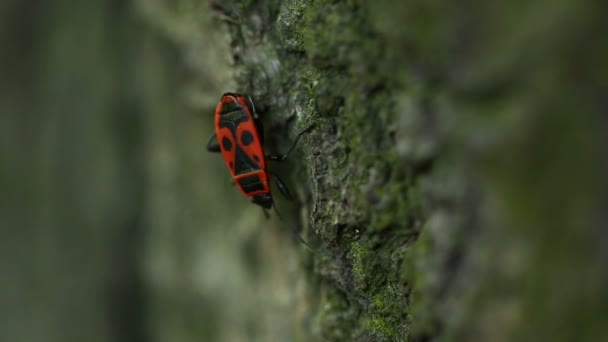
[248, 96, 255, 112]
[247, 96, 259, 119]
[273, 203, 318, 254]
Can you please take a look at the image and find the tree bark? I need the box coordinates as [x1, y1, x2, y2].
[163, 0, 607, 341]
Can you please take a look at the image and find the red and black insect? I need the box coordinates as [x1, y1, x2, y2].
[206, 92, 312, 213]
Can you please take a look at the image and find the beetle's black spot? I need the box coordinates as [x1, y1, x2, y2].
[222, 136, 232, 151]
[241, 130, 254, 146]
[229, 161, 234, 170]
[253, 155, 260, 162]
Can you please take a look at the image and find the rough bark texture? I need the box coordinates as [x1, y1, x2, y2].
[3, 0, 607, 341]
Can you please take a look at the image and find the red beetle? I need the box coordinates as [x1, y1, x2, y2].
[206, 93, 312, 213]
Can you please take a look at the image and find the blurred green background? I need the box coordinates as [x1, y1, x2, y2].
[0, 1, 310, 341]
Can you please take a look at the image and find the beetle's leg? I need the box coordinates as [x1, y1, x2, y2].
[267, 124, 315, 161]
[269, 172, 293, 201]
[251, 198, 271, 219]
[206, 133, 221, 152]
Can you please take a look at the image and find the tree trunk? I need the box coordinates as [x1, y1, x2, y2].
[3, 0, 607, 341]
[151, 0, 606, 341]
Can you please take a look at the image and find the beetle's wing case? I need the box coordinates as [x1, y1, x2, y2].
[215, 94, 270, 197]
